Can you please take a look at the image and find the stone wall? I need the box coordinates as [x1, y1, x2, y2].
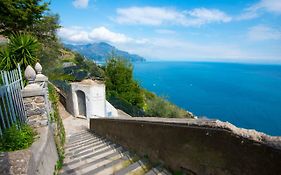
[0, 64, 58, 175]
[23, 96, 48, 128]
[90, 117, 281, 175]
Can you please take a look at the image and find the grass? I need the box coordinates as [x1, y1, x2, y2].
[0, 123, 36, 152]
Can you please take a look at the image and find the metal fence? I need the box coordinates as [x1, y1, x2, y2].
[0, 64, 26, 135]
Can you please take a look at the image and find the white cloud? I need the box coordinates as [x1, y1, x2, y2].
[255, 0, 281, 14]
[58, 26, 131, 44]
[186, 8, 231, 25]
[248, 25, 281, 41]
[115, 7, 231, 27]
[238, 0, 281, 20]
[73, 0, 89, 9]
[89, 27, 131, 43]
[58, 26, 281, 62]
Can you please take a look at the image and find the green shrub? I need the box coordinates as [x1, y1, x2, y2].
[143, 90, 192, 118]
[0, 124, 35, 152]
[105, 57, 145, 109]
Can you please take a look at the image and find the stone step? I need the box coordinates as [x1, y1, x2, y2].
[66, 138, 106, 152]
[77, 152, 130, 175]
[64, 144, 121, 164]
[67, 135, 96, 144]
[145, 168, 161, 175]
[113, 159, 148, 175]
[68, 131, 92, 139]
[65, 137, 102, 149]
[67, 133, 94, 142]
[67, 130, 89, 137]
[81, 156, 129, 175]
[67, 135, 99, 145]
[64, 146, 124, 170]
[94, 157, 133, 175]
[145, 166, 171, 175]
[65, 139, 108, 155]
[61, 149, 129, 175]
[62, 129, 173, 175]
[65, 142, 117, 162]
[62, 148, 126, 173]
[66, 140, 112, 160]
[127, 160, 150, 175]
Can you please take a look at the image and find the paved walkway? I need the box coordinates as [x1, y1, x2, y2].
[59, 103, 171, 175]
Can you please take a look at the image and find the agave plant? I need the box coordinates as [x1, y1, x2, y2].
[9, 34, 39, 69]
[0, 33, 39, 70]
[0, 47, 17, 70]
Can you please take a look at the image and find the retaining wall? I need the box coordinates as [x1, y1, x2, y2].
[90, 117, 281, 175]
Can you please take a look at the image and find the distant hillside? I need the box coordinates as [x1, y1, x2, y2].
[64, 42, 145, 62]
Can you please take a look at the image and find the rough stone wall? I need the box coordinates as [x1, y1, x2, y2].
[90, 117, 281, 175]
[23, 96, 48, 128]
[0, 150, 32, 174]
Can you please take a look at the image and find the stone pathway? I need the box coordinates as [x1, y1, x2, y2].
[59, 103, 171, 175]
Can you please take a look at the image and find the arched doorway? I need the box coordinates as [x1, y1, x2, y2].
[76, 90, 86, 117]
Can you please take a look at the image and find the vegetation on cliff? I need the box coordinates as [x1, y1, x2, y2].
[105, 57, 192, 118]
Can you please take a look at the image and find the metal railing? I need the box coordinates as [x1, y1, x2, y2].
[0, 64, 26, 135]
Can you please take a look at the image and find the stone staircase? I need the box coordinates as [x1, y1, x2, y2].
[60, 130, 171, 175]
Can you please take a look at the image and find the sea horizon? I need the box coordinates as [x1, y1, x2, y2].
[142, 59, 281, 66]
[133, 61, 281, 136]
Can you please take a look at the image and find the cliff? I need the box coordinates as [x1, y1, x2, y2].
[64, 42, 146, 62]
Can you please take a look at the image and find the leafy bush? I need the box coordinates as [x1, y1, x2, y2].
[0, 124, 35, 152]
[144, 94, 192, 118]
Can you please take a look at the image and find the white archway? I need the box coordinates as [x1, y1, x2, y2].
[76, 90, 86, 117]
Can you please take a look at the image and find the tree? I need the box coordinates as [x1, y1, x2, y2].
[0, 0, 61, 73]
[30, 14, 61, 43]
[0, 33, 39, 70]
[0, 0, 49, 36]
[105, 57, 144, 108]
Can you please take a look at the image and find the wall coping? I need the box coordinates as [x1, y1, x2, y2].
[91, 117, 281, 150]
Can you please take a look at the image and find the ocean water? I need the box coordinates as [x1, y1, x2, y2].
[133, 61, 281, 136]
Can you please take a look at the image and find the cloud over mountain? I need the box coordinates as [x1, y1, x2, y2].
[58, 26, 131, 44]
[115, 7, 231, 27]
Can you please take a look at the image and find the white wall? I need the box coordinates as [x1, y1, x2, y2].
[106, 100, 118, 117]
[69, 80, 118, 119]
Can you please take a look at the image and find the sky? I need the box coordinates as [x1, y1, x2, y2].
[50, 0, 281, 63]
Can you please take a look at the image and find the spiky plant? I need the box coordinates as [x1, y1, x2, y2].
[0, 47, 16, 70]
[9, 33, 39, 69]
[0, 33, 39, 70]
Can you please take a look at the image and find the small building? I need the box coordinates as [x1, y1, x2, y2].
[67, 79, 118, 119]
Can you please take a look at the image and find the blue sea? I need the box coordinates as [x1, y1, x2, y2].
[133, 61, 281, 136]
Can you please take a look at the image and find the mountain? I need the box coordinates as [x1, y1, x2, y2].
[64, 42, 145, 62]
